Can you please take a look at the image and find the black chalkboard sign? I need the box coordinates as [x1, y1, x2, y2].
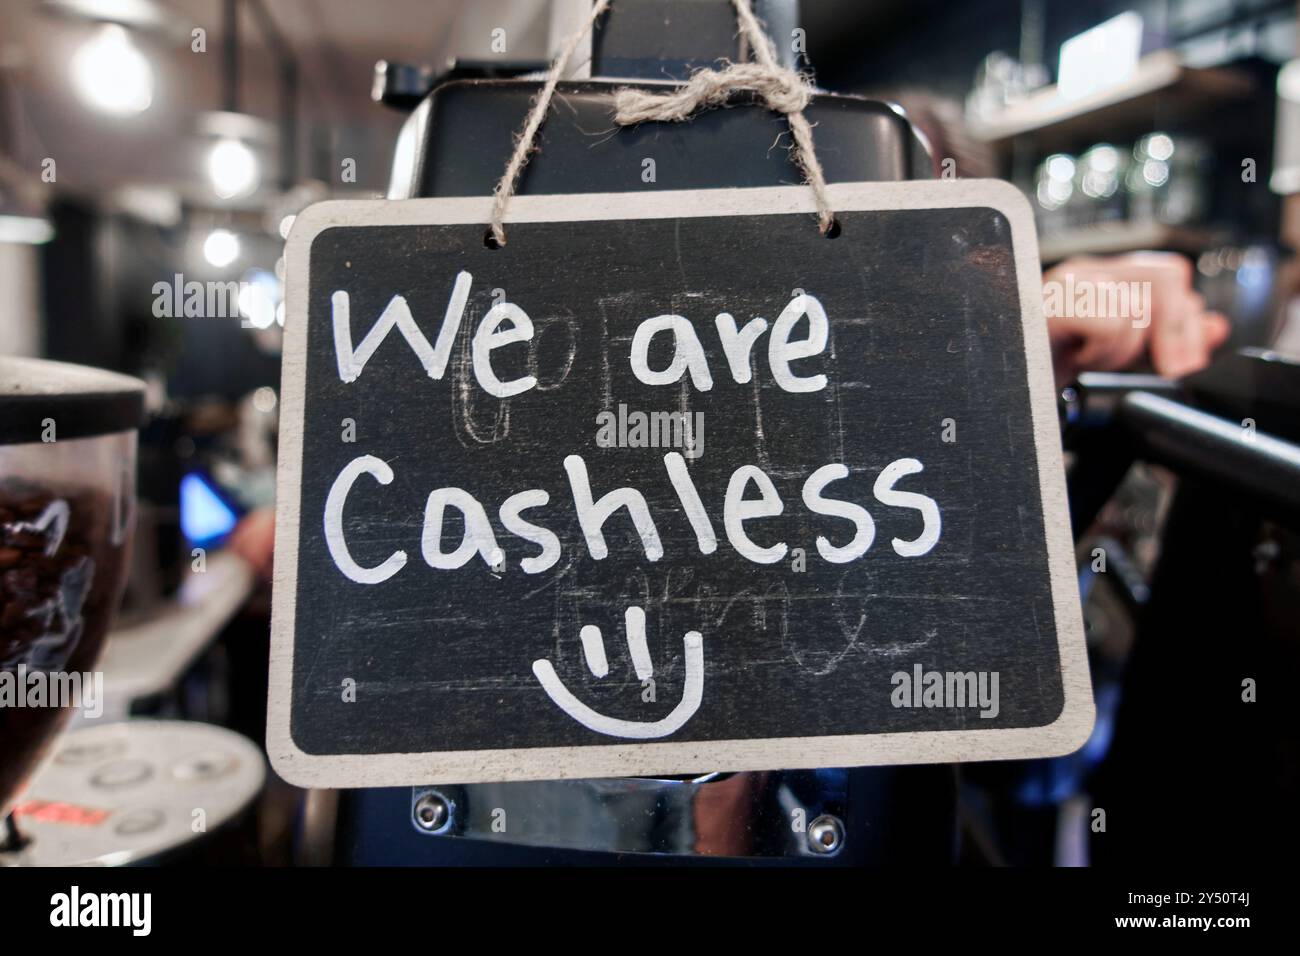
[269, 182, 1092, 786]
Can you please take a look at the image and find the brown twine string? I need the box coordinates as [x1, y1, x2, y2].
[488, 0, 613, 248]
[488, 0, 835, 246]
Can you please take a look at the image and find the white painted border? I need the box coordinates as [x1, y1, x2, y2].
[270, 180, 1094, 788]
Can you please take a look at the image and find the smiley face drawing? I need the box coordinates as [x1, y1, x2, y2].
[532, 605, 703, 739]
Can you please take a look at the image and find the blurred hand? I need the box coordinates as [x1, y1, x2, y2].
[227, 506, 276, 582]
[1044, 252, 1231, 385]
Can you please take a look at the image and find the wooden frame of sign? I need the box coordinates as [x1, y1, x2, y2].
[269, 180, 1093, 788]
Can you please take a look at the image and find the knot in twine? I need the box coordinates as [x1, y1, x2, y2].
[611, 61, 812, 123]
[488, 0, 835, 247]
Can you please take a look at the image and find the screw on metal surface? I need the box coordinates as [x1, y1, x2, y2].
[413, 791, 451, 833]
[807, 814, 844, 854]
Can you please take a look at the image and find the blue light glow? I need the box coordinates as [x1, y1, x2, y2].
[181, 472, 238, 546]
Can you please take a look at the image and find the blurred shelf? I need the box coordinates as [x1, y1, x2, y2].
[970, 51, 1256, 149]
[92, 550, 255, 720]
[1038, 221, 1224, 262]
